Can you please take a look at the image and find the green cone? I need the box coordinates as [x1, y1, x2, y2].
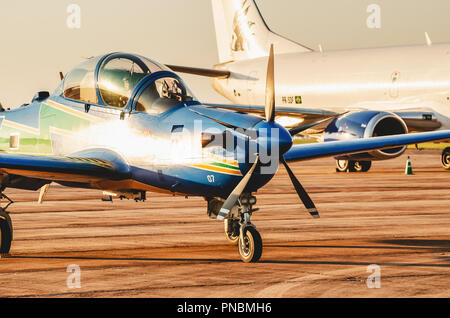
[405, 156, 414, 175]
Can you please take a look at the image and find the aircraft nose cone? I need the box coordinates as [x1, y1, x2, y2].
[254, 121, 293, 157]
[277, 124, 294, 155]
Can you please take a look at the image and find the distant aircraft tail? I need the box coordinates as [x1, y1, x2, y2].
[211, 0, 312, 63]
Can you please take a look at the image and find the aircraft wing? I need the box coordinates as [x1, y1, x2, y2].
[394, 111, 442, 132]
[206, 103, 447, 134]
[203, 103, 338, 128]
[0, 149, 130, 188]
[284, 130, 450, 162]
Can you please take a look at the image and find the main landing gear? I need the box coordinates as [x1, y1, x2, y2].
[223, 194, 262, 263]
[441, 148, 450, 170]
[0, 193, 14, 255]
[336, 160, 372, 173]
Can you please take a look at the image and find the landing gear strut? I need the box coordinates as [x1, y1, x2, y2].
[441, 148, 450, 170]
[0, 193, 14, 255]
[224, 194, 262, 263]
[336, 160, 372, 172]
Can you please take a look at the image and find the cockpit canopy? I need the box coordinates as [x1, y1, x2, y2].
[62, 53, 196, 114]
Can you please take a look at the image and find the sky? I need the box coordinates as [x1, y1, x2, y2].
[1, 0, 450, 107]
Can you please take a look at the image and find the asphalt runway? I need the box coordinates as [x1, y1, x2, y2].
[0, 149, 449, 298]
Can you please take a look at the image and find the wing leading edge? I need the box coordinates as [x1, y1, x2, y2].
[284, 130, 450, 162]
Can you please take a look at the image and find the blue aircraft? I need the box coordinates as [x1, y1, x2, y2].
[0, 49, 449, 262]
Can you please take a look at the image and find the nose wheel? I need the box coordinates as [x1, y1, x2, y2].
[238, 225, 262, 263]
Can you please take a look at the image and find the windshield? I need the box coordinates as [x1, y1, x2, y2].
[63, 56, 101, 104]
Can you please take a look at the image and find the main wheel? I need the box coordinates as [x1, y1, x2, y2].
[441, 148, 450, 170]
[336, 160, 349, 172]
[0, 210, 13, 255]
[224, 219, 239, 245]
[353, 161, 372, 172]
[238, 226, 262, 263]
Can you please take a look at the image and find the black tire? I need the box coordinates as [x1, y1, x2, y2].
[441, 148, 450, 170]
[353, 161, 372, 172]
[336, 160, 349, 172]
[0, 210, 12, 255]
[224, 219, 239, 245]
[238, 226, 263, 263]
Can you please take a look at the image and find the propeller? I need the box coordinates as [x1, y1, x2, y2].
[280, 157, 319, 218]
[218, 44, 320, 219]
[217, 156, 259, 220]
[265, 44, 276, 122]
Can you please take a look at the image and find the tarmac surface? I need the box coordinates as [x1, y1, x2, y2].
[0, 149, 449, 298]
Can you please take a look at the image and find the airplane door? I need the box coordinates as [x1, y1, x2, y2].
[247, 71, 258, 105]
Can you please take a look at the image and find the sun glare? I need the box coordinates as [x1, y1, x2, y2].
[76, 120, 206, 165]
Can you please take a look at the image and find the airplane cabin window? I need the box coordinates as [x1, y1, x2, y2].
[135, 77, 194, 115]
[98, 58, 149, 109]
[63, 57, 101, 104]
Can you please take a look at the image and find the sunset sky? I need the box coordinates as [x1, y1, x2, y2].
[1, 0, 450, 107]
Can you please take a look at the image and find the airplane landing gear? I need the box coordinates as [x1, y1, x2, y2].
[441, 148, 450, 170]
[0, 209, 13, 255]
[336, 160, 372, 172]
[224, 219, 239, 245]
[0, 193, 14, 255]
[225, 194, 262, 263]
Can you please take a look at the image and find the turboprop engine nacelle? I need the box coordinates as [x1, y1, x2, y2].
[324, 111, 409, 161]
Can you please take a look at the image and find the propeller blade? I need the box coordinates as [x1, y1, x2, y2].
[280, 157, 319, 218]
[59, 72, 64, 81]
[265, 44, 275, 122]
[189, 107, 241, 129]
[189, 108, 258, 142]
[217, 156, 260, 220]
[289, 116, 337, 136]
[38, 183, 50, 204]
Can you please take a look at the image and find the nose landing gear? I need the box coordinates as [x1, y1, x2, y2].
[223, 194, 263, 263]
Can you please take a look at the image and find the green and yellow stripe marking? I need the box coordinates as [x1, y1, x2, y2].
[45, 100, 104, 123]
[0, 118, 40, 135]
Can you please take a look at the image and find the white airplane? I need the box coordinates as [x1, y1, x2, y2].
[168, 0, 450, 172]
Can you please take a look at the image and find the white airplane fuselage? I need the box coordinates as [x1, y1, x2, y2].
[212, 43, 450, 130]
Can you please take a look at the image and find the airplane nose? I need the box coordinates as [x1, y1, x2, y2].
[254, 121, 293, 157]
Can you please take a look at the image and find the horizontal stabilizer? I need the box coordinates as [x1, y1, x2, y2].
[166, 65, 230, 79]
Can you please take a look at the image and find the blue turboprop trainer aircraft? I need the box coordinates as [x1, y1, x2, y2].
[0, 48, 450, 262]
